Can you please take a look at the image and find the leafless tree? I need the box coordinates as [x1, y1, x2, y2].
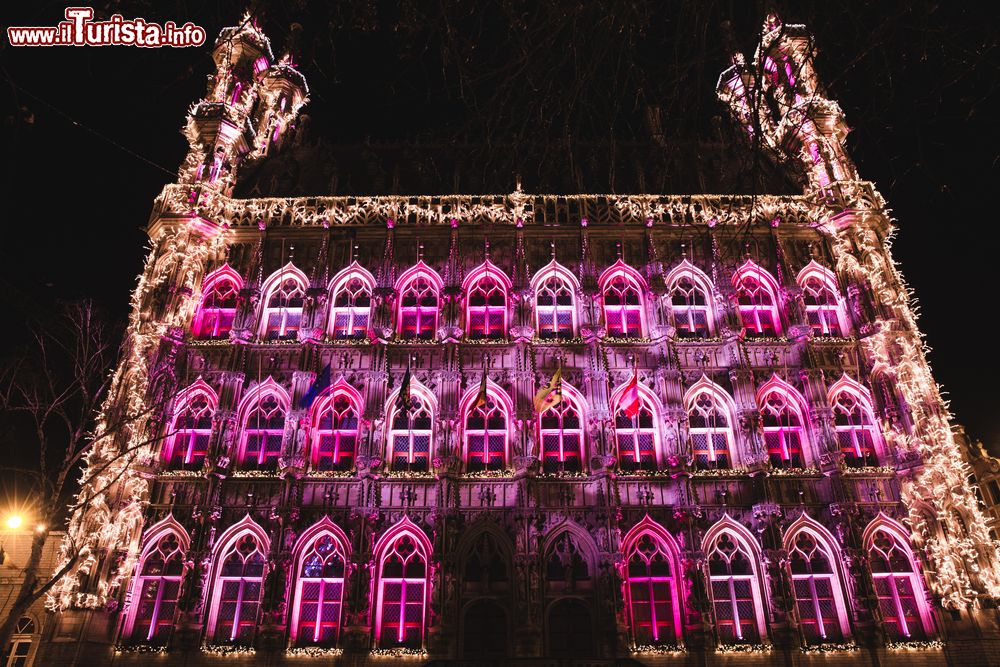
[0, 300, 166, 651]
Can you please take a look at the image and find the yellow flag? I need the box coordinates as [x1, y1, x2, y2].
[533, 366, 563, 413]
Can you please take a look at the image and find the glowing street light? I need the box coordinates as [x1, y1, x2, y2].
[5, 515, 23, 530]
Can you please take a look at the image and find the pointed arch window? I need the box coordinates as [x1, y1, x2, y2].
[788, 531, 849, 645]
[466, 268, 508, 340]
[164, 389, 214, 471]
[388, 390, 434, 472]
[194, 271, 241, 339]
[292, 534, 347, 646]
[538, 392, 584, 473]
[706, 532, 764, 643]
[733, 264, 782, 336]
[398, 274, 439, 340]
[463, 533, 509, 588]
[798, 265, 849, 337]
[602, 267, 645, 338]
[760, 388, 806, 468]
[375, 533, 428, 648]
[3, 616, 36, 667]
[262, 272, 306, 340]
[211, 533, 266, 644]
[239, 392, 286, 470]
[868, 529, 929, 641]
[624, 532, 677, 645]
[534, 269, 577, 340]
[129, 532, 185, 644]
[545, 532, 591, 589]
[465, 391, 508, 472]
[830, 386, 881, 467]
[329, 271, 372, 340]
[666, 266, 714, 338]
[613, 386, 660, 472]
[687, 388, 734, 470]
[311, 390, 358, 472]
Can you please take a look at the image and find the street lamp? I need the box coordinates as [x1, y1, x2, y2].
[5, 514, 23, 530]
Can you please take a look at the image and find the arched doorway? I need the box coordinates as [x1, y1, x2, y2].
[547, 598, 594, 658]
[462, 599, 509, 659]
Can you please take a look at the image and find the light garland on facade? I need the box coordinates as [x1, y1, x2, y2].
[113, 644, 168, 654]
[885, 640, 945, 651]
[715, 643, 771, 653]
[368, 647, 428, 658]
[631, 643, 687, 654]
[201, 644, 257, 656]
[285, 646, 344, 657]
[799, 643, 859, 654]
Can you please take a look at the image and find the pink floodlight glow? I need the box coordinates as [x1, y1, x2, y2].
[537, 382, 586, 474]
[732, 260, 783, 336]
[598, 260, 647, 338]
[684, 377, 737, 470]
[532, 260, 580, 340]
[124, 517, 190, 644]
[620, 517, 682, 646]
[162, 379, 218, 470]
[372, 519, 432, 648]
[610, 379, 662, 471]
[395, 262, 443, 340]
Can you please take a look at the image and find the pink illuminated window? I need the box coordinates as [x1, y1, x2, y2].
[615, 394, 658, 472]
[869, 530, 928, 641]
[262, 277, 306, 340]
[164, 391, 214, 471]
[734, 267, 781, 336]
[789, 532, 848, 645]
[760, 389, 805, 468]
[376, 534, 427, 648]
[669, 274, 713, 338]
[707, 533, 763, 643]
[466, 275, 507, 339]
[465, 393, 507, 472]
[398, 276, 439, 340]
[831, 389, 880, 467]
[538, 396, 583, 474]
[130, 533, 184, 644]
[602, 272, 644, 338]
[312, 393, 358, 472]
[625, 534, 677, 645]
[535, 273, 576, 340]
[195, 276, 240, 339]
[687, 390, 734, 469]
[292, 535, 346, 646]
[389, 393, 433, 472]
[330, 274, 372, 339]
[212, 534, 266, 644]
[240, 393, 286, 470]
[801, 274, 847, 337]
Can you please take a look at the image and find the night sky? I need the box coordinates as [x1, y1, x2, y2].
[2, 2, 998, 450]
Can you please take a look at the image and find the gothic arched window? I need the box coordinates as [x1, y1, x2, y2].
[759, 384, 808, 469]
[868, 528, 931, 641]
[538, 388, 584, 474]
[4, 616, 37, 667]
[733, 262, 782, 337]
[787, 529, 850, 645]
[665, 262, 715, 338]
[798, 263, 849, 337]
[387, 386, 434, 472]
[397, 266, 441, 340]
[464, 387, 509, 472]
[533, 263, 578, 340]
[706, 531, 765, 644]
[194, 267, 242, 339]
[210, 532, 267, 645]
[830, 382, 882, 467]
[291, 533, 347, 646]
[129, 532, 185, 644]
[329, 267, 373, 340]
[238, 387, 287, 471]
[163, 384, 215, 471]
[612, 382, 661, 472]
[463, 533, 509, 588]
[624, 531, 678, 646]
[465, 264, 510, 340]
[375, 531, 429, 648]
[686, 383, 735, 470]
[260, 266, 307, 340]
[310, 387, 360, 472]
[601, 262, 646, 338]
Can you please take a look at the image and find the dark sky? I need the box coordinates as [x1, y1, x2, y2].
[2, 2, 998, 450]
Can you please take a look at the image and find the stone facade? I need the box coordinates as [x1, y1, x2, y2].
[38, 13, 1000, 667]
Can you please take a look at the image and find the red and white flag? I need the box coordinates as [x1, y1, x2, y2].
[620, 368, 640, 418]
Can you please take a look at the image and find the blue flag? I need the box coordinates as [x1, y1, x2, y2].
[301, 363, 332, 409]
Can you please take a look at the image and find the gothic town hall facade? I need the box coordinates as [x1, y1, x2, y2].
[38, 14, 1000, 667]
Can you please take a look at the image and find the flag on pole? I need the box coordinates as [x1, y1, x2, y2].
[620, 367, 640, 418]
[395, 362, 413, 414]
[473, 363, 489, 410]
[301, 363, 332, 409]
[533, 366, 563, 413]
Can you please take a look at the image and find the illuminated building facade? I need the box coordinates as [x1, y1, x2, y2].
[40, 13, 1000, 666]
